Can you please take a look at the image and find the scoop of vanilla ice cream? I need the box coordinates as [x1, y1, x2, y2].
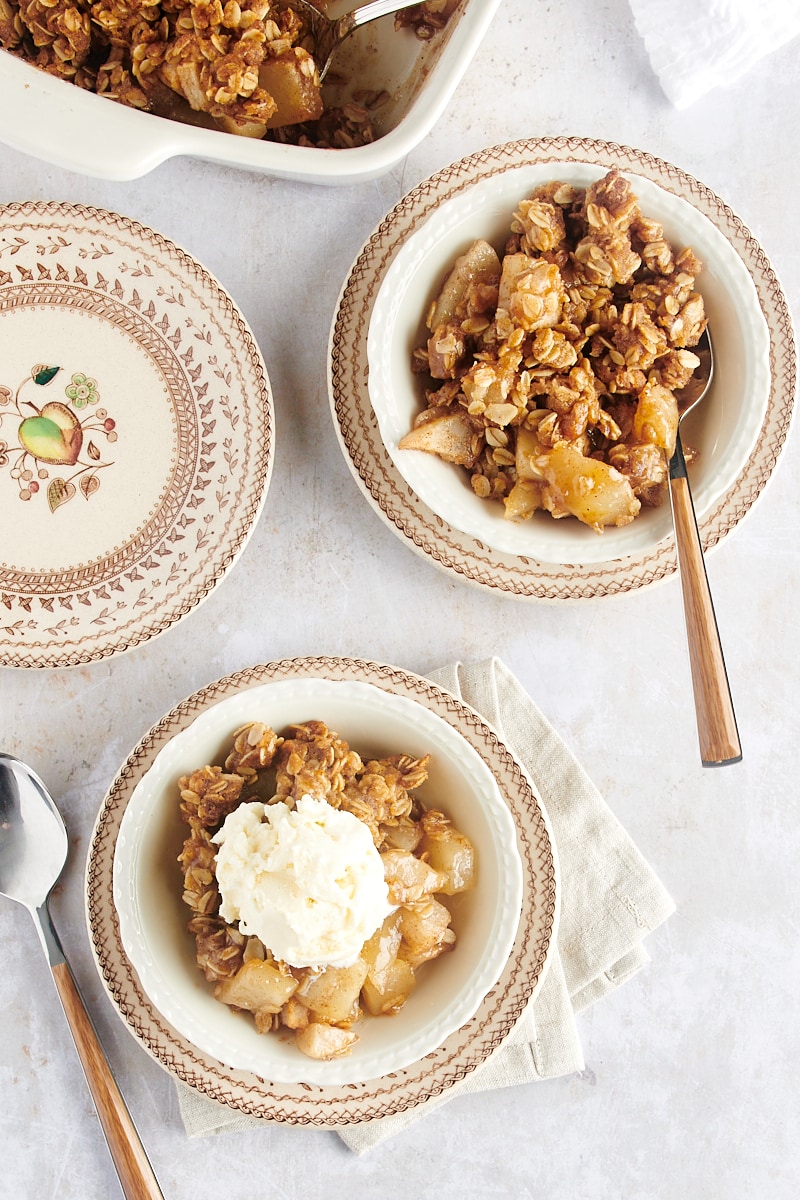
[212, 796, 392, 969]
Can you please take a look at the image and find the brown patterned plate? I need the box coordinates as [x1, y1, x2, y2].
[85, 657, 557, 1125]
[329, 137, 796, 599]
[0, 203, 273, 667]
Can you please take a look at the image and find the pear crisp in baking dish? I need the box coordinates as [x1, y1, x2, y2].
[400, 168, 708, 533]
[0, 0, 458, 147]
[178, 719, 475, 1061]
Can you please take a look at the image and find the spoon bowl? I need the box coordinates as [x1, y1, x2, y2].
[0, 753, 163, 1199]
[0, 754, 67, 916]
[676, 328, 714, 420]
[293, 0, 428, 81]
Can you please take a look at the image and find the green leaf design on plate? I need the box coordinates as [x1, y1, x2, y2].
[33, 365, 61, 386]
[48, 477, 76, 512]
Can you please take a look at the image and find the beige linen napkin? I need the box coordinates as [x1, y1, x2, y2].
[176, 658, 675, 1153]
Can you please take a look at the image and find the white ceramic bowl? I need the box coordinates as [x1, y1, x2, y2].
[0, 1, 500, 183]
[113, 672, 525, 1085]
[367, 159, 772, 567]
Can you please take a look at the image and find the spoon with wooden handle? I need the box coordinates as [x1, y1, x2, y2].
[0, 752, 164, 1199]
[671, 329, 742, 766]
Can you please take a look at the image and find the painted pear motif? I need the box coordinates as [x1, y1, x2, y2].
[18, 402, 83, 466]
[0, 364, 117, 510]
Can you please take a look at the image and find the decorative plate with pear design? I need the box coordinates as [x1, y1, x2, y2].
[0, 203, 273, 668]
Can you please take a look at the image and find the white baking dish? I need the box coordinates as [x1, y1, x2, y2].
[0, 0, 502, 183]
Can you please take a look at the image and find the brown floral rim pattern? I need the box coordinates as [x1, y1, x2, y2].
[85, 657, 557, 1125]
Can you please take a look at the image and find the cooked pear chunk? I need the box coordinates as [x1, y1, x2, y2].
[361, 956, 417, 1017]
[214, 959, 298, 1014]
[260, 51, 323, 130]
[539, 443, 640, 532]
[296, 960, 369, 1025]
[399, 898, 456, 969]
[428, 239, 501, 330]
[294, 1022, 359, 1060]
[398, 411, 477, 467]
[419, 811, 476, 895]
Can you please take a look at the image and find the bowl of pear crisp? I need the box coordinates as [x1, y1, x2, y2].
[106, 658, 554, 1089]
[329, 140, 793, 599]
[367, 159, 772, 566]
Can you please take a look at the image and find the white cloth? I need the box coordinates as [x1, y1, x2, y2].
[629, 0, 800, 108]
[176, 658, 675, 1153]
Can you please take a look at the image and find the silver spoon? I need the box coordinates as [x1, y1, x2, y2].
[0, 753, 163, 1200]
[293, 0, 430, 81]
[670, 330, 741, 767]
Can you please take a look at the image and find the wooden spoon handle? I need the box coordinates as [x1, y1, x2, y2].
[50, 959, 164, 1199]
[669, 473, 742, 766]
